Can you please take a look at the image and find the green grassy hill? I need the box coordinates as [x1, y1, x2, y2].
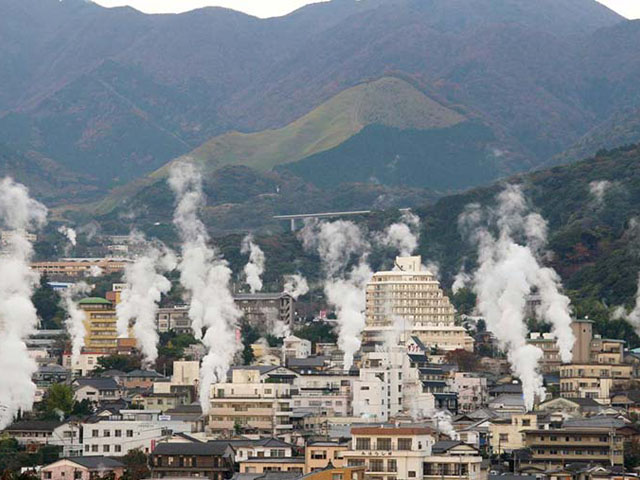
[154, 76, 466, 176]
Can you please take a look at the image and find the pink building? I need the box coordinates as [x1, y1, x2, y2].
[450, 372, 488, 413]
[41, 457, 125, 480]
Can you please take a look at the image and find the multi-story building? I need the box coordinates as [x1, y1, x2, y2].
[305, 441, 349, 473]
[239, 457, 305, 474]
[80, 297, 119, 353]
[62, 351, 106, 377]
[559, 363, 633, 404]
[283, 335, 312, 360]
[524, 427, 624, 467]
[449, 373, 488, 413]
[488, 413, 538, 454]
[234, 292, 295, 327]
[150, 441, 234, 480]
[225, 438, 294, 462]
[72, 378, 122, 404]
[156, 306, 191, 334]
[343, 425, 436, 480]
[293, 373, 354, 417]
[207, 366, 297, 437]
[40, 457, 125, 480]
[82, 410, 191, 456]
[31, 258, 130, 278]
[424, 441, 485, 480]
[363, 256, 473, 352]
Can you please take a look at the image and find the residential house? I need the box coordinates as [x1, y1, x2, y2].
[488, 413, 538, 454]
[226, 438, 294, 463]
[150, 441, 235, 480]
[450, 373, 488, 413]
[40, 457, 125, 480]
[72, 378, 122, 404]
[239, 457, 305, 475]
[283, 336, 312, 360]
[2, 420, 62, 449]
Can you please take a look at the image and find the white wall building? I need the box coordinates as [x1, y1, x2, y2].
[82, 410, 191, 456]
[283, 335, 312, 360]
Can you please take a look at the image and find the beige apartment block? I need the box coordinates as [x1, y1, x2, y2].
[363, 256, 473, 352]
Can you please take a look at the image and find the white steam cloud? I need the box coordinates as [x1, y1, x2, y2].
[460, 184, 575, 410]
[168, 163, 242, 412]
[380, 211, 420, 256]
[589, 180, 612, 206]
[300, 219, 372, 370]
[452, 267, 472, 294]
[0, 178, 47, 429]
[241, 234, 265, 293]
[433, 410, 460, 440]
[62, 282, 91, 364]
[116, 237, 176, 366]
[283, 274, 308, 300]
[58, 226, 77, 247]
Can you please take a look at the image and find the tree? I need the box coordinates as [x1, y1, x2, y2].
[444, 349, 479, 372]
[295, 322, 337, 345]
[42, 384, 74, 420]
[93, 354, 141, 374]
[451, 287, 476, 316]
[241, 322, 260, 365]
[72, 399, 94, 416]
[476, 318, 486, 333]
[31, 275, 65, 329]
[121, 450, 149, 480]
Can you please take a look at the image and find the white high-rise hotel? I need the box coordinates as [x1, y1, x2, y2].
[363, 256, 473, 352]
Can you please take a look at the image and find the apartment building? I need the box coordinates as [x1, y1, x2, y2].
[239, 457, 305, 474]
[363, 256, 473, 352]
[559, 364, 633, 404]
[293, 372, 354, 417]
[62, 351, 106, 377]
[82, 410, 191, 456]
[488, 413, 539, 454]
[79, 297, 119, 353]
[343, 425, 436, 480]
[234, 292, 295, 326]
[207, 366, 297, 437]
[424, 441, 485, 480]
[305, 441, 349, 473]
[150, 441, 234, 480]
[524, 427, 624, 467]
[31, 258, 130, 278]
[450, 373, 488, 413]
[156, 306, 191, 334]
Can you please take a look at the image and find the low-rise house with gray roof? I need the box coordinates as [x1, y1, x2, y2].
[72, 377, 122, 403]
[150, 440, 234, 480]
[40, 457, 125, 480]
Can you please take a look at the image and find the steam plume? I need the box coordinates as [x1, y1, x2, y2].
[380, 211, 420, 256]
[58, 226, 77, 246]
[433, 410, 460, 440]
[241, 234, 265, 293]
[461, 184, 575, 410]
[168, 163, 242, 412]
[452, 267, 471, 294]
[283, 274, 309, 300]
[300, 219, 371, 370]
[116, 237, 176, 366]
[62, 282, 90, 364]
[0, 178, 47, 429]
[589, 180, 612, 206]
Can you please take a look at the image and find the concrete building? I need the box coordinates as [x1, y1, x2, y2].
[234, 292, 295, 327]
[424, 441, 485, 480]
[2, 420, 62, 447]
[72, 378, 122, 404]
[156, 306, 191, 334]
[363, 256, 473, 352]
[450, 373, 488, 413]
[207, 366, 297, 437]
[293, 373, 354, 417]
[524, 426, 624, 467]
[83, 410, 191, 456]
[559, 363, 633, 404]
[31, 258, 130, 278]
[79, 297, 119, 353]
[303, 466, 365, 480]
[283, 335, 312, 360]
[343, 425, 436, 480]
[305, 441, 349, 473]
[488, 413, 538, 454]
[40, 457, 124, 480]
[62, 351, 106, 377]
[225, 438, 294, 462]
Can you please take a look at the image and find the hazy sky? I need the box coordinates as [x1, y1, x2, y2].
[92, 0, 640, 19]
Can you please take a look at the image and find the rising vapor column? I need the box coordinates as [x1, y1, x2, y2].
[0, 178, 48, 429]
[168, 163, 242, 412]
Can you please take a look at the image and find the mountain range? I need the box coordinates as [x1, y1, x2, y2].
[2, 0, 640, 212]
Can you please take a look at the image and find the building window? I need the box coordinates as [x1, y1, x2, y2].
[74, 472, 82, 480]
[370, 460, 383, 472]
[398, 438, 412, 451]
[92, 445, 98, 452]
[376, 438, 391, 451]
[126, 430, 134, 437]
[499, 434, 509, 443]
[388, 460, 397, 472]
[115, 445, 121, 453]
[103, 445, 110, 453]
[409, 471, 416, 478]
[115, 430, 121, 437]
[92, 430, 99, 437]
[103, 430, 110, 437]
[311, 451, 327, 460]
[356, 438, 371, 450]
[44, 473, 52, 479]
[332, 475, 343, 480]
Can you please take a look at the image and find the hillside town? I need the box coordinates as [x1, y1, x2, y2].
[4, 248, 640, 480]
